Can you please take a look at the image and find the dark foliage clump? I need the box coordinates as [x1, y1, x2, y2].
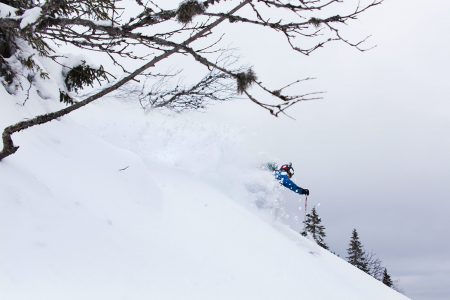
[309, 17, 322, 27]
[0, 30, 15, 85]
[0, 31, 13, 59]
[382, 268, 393, 287]
[60, 62, 108, 104]
[236, 69, 257, 94]
[0, 59, 14, 86]
[176, 0, 205, 24]
[64, 62, 108, 92]
[0, 0, 32, 9]
[59, 91, 74, 104]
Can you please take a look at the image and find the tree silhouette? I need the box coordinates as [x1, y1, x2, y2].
[302, 207, 328, 249]
[382, 268, 393, 287]
[346, 229, 368, 273]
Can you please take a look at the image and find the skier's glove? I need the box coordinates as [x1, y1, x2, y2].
[303, 189, 310, 196]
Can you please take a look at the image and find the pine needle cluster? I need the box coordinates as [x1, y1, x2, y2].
[176, 0, 205, 24]
[60, 62, 108, 104]
[236, 69, 257, 94]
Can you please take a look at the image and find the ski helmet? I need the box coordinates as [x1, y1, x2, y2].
[280, 162, 294, 177]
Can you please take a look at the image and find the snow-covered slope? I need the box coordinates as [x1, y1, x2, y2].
[0, 94, 408, 300]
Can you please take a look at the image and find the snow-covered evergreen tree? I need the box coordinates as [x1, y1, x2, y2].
[302, 207, 328, 249]
[382, 268, 393, 287]
[346, 229, 369, 273]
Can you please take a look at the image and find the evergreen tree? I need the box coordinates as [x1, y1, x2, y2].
[346, 229, 369, 273]
[382, 268, 393, 287]
[301, 207, 329, 249]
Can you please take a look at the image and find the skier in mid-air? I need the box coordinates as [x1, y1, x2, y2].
[270, 162, 309, 196]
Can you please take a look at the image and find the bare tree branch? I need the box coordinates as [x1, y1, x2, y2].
[0, 0, 382, 161]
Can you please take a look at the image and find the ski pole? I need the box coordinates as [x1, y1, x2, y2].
[304, 194, 308, 219]
[303, 194, 308, 232]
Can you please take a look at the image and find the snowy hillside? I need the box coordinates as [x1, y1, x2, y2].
[0, 93, 409, 300]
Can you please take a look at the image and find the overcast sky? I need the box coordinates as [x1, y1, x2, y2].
[190, 0, 450, 299]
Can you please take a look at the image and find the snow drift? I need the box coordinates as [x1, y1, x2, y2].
[0, 92, 408, 300]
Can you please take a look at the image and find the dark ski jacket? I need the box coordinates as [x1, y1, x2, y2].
[274, 170, 307, 195]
